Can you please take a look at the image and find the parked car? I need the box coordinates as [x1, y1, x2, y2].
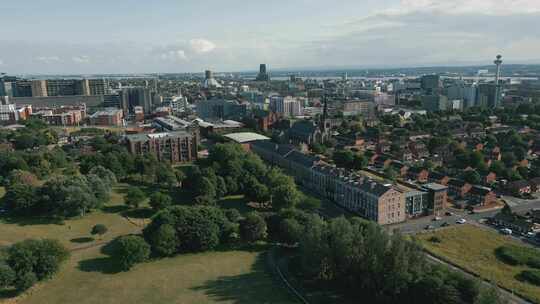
[445, 211, 453, 216]
[527, 232, 536, 238]
[425, 225, 435, 230]
[433, 216, 442, 221]
[456, 218, 467, 224]
[500, 228, 512, 235]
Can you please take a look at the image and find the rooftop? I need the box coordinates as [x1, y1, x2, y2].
[126, 131, 192, 143]
[224, 132, 270, 143]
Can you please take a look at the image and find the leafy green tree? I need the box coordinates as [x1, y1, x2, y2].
[384, 166, 397, 181]
[0, 264, 15, 289]
[89, 165, 117, 185]
[279, 218, 303, 245]
[272, 184, 300, 210]
[352, 153, 368, 170]
[3, 184, 39, 216]
[149, 192, 172, 211]
[333, 150, 354, 169]
[462, 170, 481, 184]
[240, 212, 267, 243]
[147, 224, 177, 257]
[125, 187, 146, 209]
[112, 235, 150, 271]
[156, 165, 177, 188]
[298, 195, 321, 212]
[14, 271, 37, 291]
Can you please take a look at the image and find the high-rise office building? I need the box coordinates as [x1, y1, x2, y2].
[256, 64, 270, 81]
[269, 96, 303, 117]
[31, 80, 48, 97]
[477, 83, 498, 108]
[421, 75, 440, 94]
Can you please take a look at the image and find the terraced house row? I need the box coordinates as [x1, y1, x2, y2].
[251, 140, 447, 225]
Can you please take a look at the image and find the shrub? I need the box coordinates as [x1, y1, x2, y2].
[519, 270, 540, 286]
[495, 245, 540, 268]
[429, 236, 442, 243]
[240, 212, 267, 243]
[112, 235, 150, 271]
[149, 192, 172, 211]
[91, 224, 108, 236]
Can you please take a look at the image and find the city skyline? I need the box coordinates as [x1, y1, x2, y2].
[2, 0, 540, 74]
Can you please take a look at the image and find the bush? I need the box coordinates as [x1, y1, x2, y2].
[429, 236, 442, 243]
[112, 235, 150, 271]
[279, 218, 303, 245]
[0, 263, 15, 289]
[495, 245, 540, 268]
[125, 187, 146, 208]
[224, 209, 242, 223]
[5, 239, 68, 291]
[14, 271, 37, 291]
[143, 206, 228, 254]
[149, 192, 172, 211]
[91, 224, 108, 236]
[519, 270, 540, 286]
[240, 212, 267, 243]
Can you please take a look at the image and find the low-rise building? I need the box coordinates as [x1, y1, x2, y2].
[126, 131, 198, 163]
[422, 183, 448, 215]
[89, 108, 123, 126]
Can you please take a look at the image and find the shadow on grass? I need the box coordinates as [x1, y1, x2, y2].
[102, 205, 129, 214]
[78, 257, 123, 274]
[70, 237, 95, 244]
[122, 208, 154, 219]
[0, 288, 20, 299]
[191, 253, 290, 304]
[0, 215, 65, 226]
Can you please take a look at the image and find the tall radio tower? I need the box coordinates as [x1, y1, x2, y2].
[494, 54, 503, 85]
[493, 54, 503, 107]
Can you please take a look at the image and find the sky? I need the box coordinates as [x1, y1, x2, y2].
[1, 0, 540, 74]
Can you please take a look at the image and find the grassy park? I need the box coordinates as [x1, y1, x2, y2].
[0, 183, 295, 304]
[417, 224, 540, 303]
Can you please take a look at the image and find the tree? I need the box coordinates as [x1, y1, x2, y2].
[352, 153, 368, 170]
[244, 176, 270, 205]
[279, 218, 303, 245]
[125, 187, 146, 209]
[149, 192, 172, 211]
[384, 166, 397, 181]
[240, 212, 267, 242]
[91, 224, 108, 238]
[147, 224, 177, 257]
[89, 165, 117, 185]
[298, 195, 321, 212]
[3, 184, 39, 216]
[0, 264, 15, 289]
[224, 209, 242, 223]
[112, 235, 150, 271]
[272, 184, 300, 210]
[6, 239, 68, 291]
[462, 170, 481, 185]
[333, 150, 354, 169]
[156, 165, 177, 188]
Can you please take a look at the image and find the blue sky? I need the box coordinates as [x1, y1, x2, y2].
[1, 0, 540, 74]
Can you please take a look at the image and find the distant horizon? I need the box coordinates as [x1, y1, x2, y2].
[8, 61, 540, 77]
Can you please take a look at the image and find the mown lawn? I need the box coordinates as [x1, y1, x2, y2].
[15, 246, 295, 304]
[0, 184, 145, 249]
[417, 225, 540, 303]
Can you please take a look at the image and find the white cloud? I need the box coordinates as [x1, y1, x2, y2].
[397, 0, 540, 15]
[35, 56, 61, 64]
[72, 55, 91, 63]
[159, 49, 187, 61]
[189, 38, 216, 54]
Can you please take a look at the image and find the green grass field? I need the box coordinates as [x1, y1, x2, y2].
[417, 225, 540, 303]
[0, 183, 294, 304]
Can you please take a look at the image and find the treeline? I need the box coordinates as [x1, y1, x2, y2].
[292, 215, 506, 304]
[0, 148, 70, 183]
[0, 119, 58, 150]
[183, 143, 317, 211]
[110, 205, 268, 270]
[3, 166, 116, 217]
[0, 239, 69, 292]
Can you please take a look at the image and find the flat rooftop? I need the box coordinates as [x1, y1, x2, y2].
[224, 132, 270, 143]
